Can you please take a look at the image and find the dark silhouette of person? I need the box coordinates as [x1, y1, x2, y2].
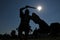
[17, 6, 36, 39]
[49, 23, 60, 37]
[32, 13, 49, 34]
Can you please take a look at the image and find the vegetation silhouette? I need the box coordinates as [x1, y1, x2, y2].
[49, 23, 60, 37]
[2, 33, 10, 40]
[10, 30, 17, 39]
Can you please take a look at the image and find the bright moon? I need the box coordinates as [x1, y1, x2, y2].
[37, 6, 42, 11]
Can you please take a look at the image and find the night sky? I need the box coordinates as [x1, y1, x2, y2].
[0, 0, 60, 34]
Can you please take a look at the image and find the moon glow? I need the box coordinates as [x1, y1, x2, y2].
[37, 6, 42, 11]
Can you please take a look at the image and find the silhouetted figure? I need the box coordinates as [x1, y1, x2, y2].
[39, 19, 49, 33]
[17, 6, 36, 40]
[32, 13, 49, 37]
[49, 23, 60, 37]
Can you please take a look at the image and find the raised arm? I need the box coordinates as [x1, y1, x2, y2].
[20, 6, 27, 17]
[25, 5, 36, 9]
[20, 6, 36, 17]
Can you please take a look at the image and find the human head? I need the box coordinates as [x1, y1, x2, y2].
[25, 9, 29, 15]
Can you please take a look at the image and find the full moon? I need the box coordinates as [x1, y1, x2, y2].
[37, 6, 42, 11]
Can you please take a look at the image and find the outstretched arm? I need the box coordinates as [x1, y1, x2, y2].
[25, 5, 36, 9]
[20, 6, 27, 17]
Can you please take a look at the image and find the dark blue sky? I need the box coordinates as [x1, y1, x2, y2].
[0, 0, 60, 34]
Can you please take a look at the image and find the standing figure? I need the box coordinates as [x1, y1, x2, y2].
[32, 13, 49, 34]
[17, 6, 36, 39]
